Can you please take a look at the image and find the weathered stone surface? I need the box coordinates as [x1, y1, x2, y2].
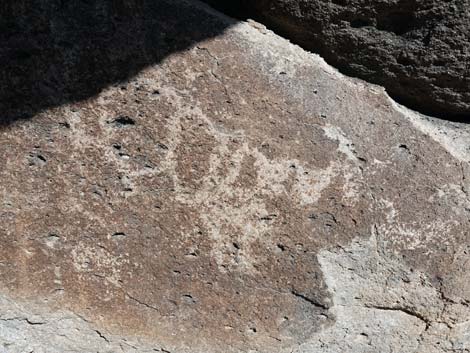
[0, 293, 161, 352]
[0, 0, 230, 126]
[0, 0, 470, 352]
[204, 0, 470, 120]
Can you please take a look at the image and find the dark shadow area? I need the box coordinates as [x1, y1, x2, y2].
[0, 0, 234, 127]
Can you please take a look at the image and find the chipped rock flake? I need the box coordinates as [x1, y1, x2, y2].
[297, 235, 462, 353]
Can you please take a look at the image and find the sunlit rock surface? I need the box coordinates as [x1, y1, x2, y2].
[0, 1, 469, 352]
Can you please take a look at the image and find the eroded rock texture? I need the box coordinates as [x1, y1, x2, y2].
[205, 0, 470, 120]
[0, 0, 230, 125]
[0, 0, 469, 352]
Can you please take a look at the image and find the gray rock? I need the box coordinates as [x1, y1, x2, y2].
[204, 0, 470, 120]
[0, 0, 469, 352]
[0, 0, 231, 125]
[0, 293, 164, 353]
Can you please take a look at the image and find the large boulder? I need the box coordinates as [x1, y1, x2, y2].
[205, 0, 470, 120]
[0, 0, 470, 352]
[0, 0, 229, 126]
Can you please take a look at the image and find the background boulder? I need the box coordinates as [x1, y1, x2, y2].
[205, 0, 470, 120]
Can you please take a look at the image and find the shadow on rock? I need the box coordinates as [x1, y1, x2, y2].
[204, 0, 470, 122]
[0, 0, 233, 127]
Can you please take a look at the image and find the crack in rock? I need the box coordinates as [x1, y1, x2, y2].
[294, 236, 470, 353]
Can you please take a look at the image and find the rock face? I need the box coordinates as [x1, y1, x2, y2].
[0, 0, 470, 352]
[204, 0, 470, 120]
[0, 0, 230, 126]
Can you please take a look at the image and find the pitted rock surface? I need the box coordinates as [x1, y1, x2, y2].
[0, 0, 230, 125]
[205, 0, 470, 120]
[0, 1, 470, 352]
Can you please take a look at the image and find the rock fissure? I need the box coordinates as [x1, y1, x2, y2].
[362, 304, 431, 327]
[290, 291, 330, 310]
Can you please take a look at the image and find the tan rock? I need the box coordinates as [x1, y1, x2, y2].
[0, 1, 469, 352]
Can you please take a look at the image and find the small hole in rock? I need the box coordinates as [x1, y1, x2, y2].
[277, 243, 286, 251]
[111, 116, 135, 126]
[112, 232, 127, 239]
[182, 294, 196, 304]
